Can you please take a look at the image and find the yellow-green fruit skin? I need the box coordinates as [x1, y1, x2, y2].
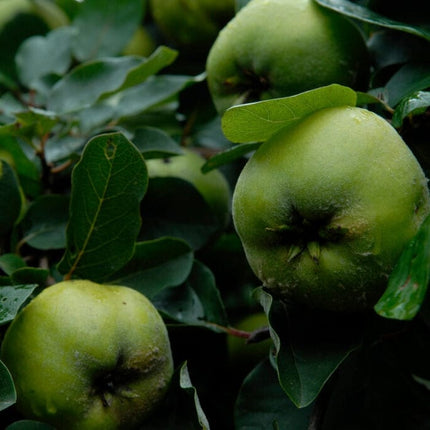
[206, 0, 370, 113]
[146, 148, 231, 228]
[0, 280, 174, 429]
[232, 106, 430, 312]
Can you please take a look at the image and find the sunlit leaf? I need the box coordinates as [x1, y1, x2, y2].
[222, 84, 357, 143]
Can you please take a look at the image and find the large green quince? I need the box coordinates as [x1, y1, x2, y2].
[232, 106, 430, 312]
[0, 280, 174, 429]
[206, 0, 370, 113]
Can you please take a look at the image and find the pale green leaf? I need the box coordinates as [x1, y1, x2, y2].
[222, 84, 357, 143]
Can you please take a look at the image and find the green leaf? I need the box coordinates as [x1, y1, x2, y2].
[0, 135, 41, 198]
[201, 142, 261, 173]
[385, 62, 430, 107]
[0, 160, 23, 237]
[58, 132, 147, 281]
[178, 362, 211, 430]
[235, 359, 313, 430]
[132, 126, 184, 159]
[10, 268, 49, 287]
[0, 254, 26, 276]
[154, 260, 229, 328]
[72, 0, 144, 61]
[257, 288, 363, 408]
[145, 362, 210, 429]
[78, 73, 199, 132]
[104, 46, 178, 96]
[0, 360, 16, 412]
[6, 421, 56, 430]
[0, 284, 37, 325]
[0, 108, 59, 143]
[139, 178, 219, 250]
[314, 0, 430, 41]
[15, 26, 74, 89]
[222, 84, 357, 143]
[48, 47, 177, 114]
[374, 215, 430, 320]
[19, 194, 69, 250]
[108, 237, 194, 298]
[392, 91, 430, 128]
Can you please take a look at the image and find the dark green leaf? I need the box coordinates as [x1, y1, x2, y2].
[222, 84, 356, 143]
[72, 0, 143, 61]
[314, 0, 430, 41]
[0, 360, 16, 411]
[48, 47, 177, 114]
[0, 160, 22, 236]
[154, 260, 229, 328]
[10, 268, 49, 287]
[109, 237, 194, 298]
[392, 91, 430, 128]
[385, 62, 430, 107]
[47, 56, 141, 114]
[257, 288, 363, 408]
[58, 132, 147, 281]
[178, 362, 210, 430]
[321, 326, 430, 430]
[0, 284, 37, 325]
[104, 46, 178, 96]
[15, 26, 74, 89]
[139, 178, 219, 250]
[132, 127, 184, 159]
[0, 135, 41, 198]
[19, 194, 69, 250]
[375, 215, 430, 320]
[144, 362, 210, 429]
[201, 142, 261, 173]
[78, 74, 199, 132]
[0, 6, 53, 84]
[6, 421, 55, 430]
[0, 254, 26, 276]
[235, 359, 313, 430]
[0, 108, 59, 143]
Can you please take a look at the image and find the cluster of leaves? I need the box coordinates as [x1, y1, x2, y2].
[0, 0, 430, 429]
